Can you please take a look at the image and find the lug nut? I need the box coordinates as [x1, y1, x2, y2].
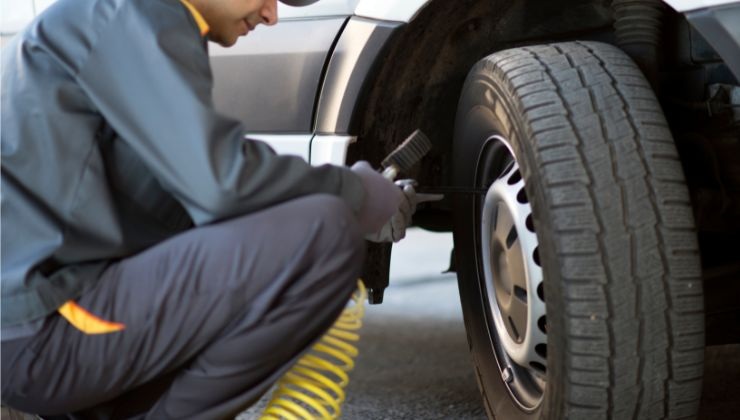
[501, 367, 513, 383]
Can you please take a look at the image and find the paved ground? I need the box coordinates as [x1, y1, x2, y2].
[238, 229, 738, 419]
[240, 230, 484, 419]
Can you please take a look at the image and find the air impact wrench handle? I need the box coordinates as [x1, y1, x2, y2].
[366, 129, 432, 304]
[380, 129, 432, 181]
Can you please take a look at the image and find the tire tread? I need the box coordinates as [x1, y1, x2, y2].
[480, 41, 703, 419]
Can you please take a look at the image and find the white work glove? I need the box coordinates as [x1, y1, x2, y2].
[365, 180, 444, 243]
[350, 161, 404, 234]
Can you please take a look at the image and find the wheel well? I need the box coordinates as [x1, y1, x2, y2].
[347, 0, 613, 230]
[351, 1, 740, 339]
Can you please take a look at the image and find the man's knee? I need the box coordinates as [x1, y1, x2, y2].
[298, 194, 364, 269]
[302, 194, 362, 237]
[176, 194, 365, 295]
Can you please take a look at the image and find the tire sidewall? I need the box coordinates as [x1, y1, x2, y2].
[452, 60, 565, 420]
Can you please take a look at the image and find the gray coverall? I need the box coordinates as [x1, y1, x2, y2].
[1, 0, 366, 417]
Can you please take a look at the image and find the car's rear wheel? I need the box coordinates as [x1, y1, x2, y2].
[452, 41, 705, 419]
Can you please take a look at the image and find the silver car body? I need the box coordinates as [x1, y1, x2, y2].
[1, 0, 737, 165]
[211, 0, 433, 166]
[209, 0, 738, 165]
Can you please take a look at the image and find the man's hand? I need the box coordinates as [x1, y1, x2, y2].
[365, 180, 443, 243]
[350, 161, 404, 234]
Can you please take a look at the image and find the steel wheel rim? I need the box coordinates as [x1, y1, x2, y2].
[477, 135, 547, 410]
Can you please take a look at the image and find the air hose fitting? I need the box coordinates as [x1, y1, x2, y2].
[612, 0, 664, 88]
[260, 281, 367, 419]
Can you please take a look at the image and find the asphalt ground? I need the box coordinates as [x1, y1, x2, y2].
[241, 229, 739, 420]
[239, 230, 483, 420]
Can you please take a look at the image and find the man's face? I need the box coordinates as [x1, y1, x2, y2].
[189, 0, 278, 47]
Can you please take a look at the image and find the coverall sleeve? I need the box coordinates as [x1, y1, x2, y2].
[75, 1, 365, 225]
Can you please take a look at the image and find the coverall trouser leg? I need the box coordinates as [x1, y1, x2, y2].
[1, 194, 365, 419]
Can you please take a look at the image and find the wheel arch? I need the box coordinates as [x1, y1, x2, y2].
[343, 0, 614, 229]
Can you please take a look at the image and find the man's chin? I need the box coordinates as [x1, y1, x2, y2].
[212, 34, 239, 48]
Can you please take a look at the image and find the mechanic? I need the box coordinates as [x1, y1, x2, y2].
[1, 0, 427, 418]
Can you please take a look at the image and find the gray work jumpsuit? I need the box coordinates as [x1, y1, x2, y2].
[1, 0, 366, 418]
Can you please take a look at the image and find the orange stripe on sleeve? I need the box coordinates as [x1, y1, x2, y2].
[58, 301, 126, 335]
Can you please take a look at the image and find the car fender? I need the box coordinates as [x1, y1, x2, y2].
[663, 0, 739, 11]
[664, 0, 740, 80]
[277, 0, 433, 23]
[212, 2, 434, 165]
[354, 0, 433, 23]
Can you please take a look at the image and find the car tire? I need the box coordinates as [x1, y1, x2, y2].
[452, 41, 704, 419]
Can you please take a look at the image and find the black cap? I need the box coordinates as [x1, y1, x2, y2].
[279, 0, 320, 6]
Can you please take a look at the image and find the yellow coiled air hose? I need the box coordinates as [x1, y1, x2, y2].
[260, 280, 367, 420]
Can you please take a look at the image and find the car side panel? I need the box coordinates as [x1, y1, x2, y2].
[209, 18, 347, 133]
[315, 17, 402, 134]
[664, 0, 740, 12]
[685, 3, 740, 81]
[278, 0, 359, 19]
[355, 0, 432, 22]
[278, 0, 432, 23]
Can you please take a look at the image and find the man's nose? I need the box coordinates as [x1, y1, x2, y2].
[261, 0, 278, 26]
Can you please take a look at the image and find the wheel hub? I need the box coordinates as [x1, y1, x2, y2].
[479, 142, 547, 409]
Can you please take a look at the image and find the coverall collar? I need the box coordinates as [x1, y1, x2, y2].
[180, 0, 210, 36]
